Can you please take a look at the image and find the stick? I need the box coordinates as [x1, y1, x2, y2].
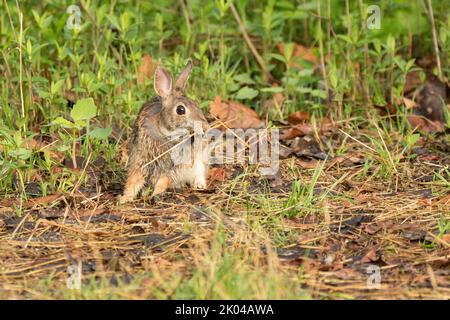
[229, 3, 273, 82]
[16, 0, 25, 132]
[317, 0, 330, 103]
[426, 0, 443, 81]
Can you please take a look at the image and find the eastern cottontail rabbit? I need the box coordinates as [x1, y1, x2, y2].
[119, 60, 209, 203]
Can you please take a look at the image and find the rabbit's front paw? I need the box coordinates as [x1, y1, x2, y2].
[193, 177, 207, 190]
[118, 194, 133, 204]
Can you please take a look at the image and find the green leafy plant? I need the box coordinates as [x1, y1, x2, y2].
[51, 98, 111, 167]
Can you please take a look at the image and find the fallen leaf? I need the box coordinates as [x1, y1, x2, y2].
[29, 193, 63, 206]
[297, 159, 320, 169]
[364, 223, 381, 235]
[355, 192, 378, 205]
[280, 123, 312, 140]
[73, 208, 106, 218]
[209, 167, 227, 182]
[403, 97, 416, 110]
[404, 70, 425, 95]
[281, 115, 333, 140]
[210, 96, 263, 129]
[442, 234, 450, 244]
[320, 117, 334, 133]
[325, 153, 365, 169]
[287, 136, 326, 159]
[138, 54, 156, 84]
[277, 43, 318, 67]
[64, 156, 87, 171]
[407, 115, 445, 133]
[361, 249, 378, 264]
[287, 111, 310, 125]
[0, 192, 62, 212]
[270, 88, 285, 107]
[431, 194, 450, 206]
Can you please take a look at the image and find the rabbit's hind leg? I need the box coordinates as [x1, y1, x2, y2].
[120, 169, 146, 203]
[151, 175, 171, 196]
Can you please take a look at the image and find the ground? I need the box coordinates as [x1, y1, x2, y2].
[1, 129, 449, 299]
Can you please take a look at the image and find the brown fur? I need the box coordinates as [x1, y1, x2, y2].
[119, 61, 209, 203]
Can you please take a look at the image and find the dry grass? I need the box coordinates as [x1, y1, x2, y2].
[0, 130, 449, 300]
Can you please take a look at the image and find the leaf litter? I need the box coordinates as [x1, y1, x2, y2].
[1, 125, 449, 299]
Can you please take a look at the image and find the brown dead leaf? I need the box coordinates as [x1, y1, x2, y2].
[407, 115, 445, 133]
[431, 194, 450, 207]
[418, 153, 439, 161]
[355, 193, 378, 205]
[280, 123, 312, 140]
[442, 234, 450, 244]
[297, 159, 320, 169]
[210, 96, 263, 129]
[361, 249, 378, 264]
[0, 192, 62, 212]
[287, 111, 310, 125]
[277, 43, 318, 68]
[64, 156, 87, 171]
[23, 138, 38, 150]
[320, 117, 334, 133]
[74, 208, 106, 218]
[403, 97, 416, 110]
[364, 223, 381, 235]
[281, 115, 333, 141]
[393, 96, 416, 110]
[138, 54, 156, 84]
[378, 220, 395, 230]
[209, 167, 227, 182]
[404, 70, 425, 95]
[272, 90, 285, 106]
[325, 153, 365, 169]
[29, 193, 63, 206]
[334, 268, 361, 280]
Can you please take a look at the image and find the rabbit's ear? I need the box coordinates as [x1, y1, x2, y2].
[154, 65, 173, 98]
[175, 59, 193, 92]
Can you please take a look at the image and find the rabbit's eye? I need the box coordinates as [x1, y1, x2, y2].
[176, 105, 186, 115]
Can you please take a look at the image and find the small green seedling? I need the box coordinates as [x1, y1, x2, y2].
[51, 98, 111, 167]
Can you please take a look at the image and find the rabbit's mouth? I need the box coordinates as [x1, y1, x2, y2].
[161, 126, 190, 138]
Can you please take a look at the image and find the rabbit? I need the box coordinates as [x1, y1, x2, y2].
[119, 60, 209, 203]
